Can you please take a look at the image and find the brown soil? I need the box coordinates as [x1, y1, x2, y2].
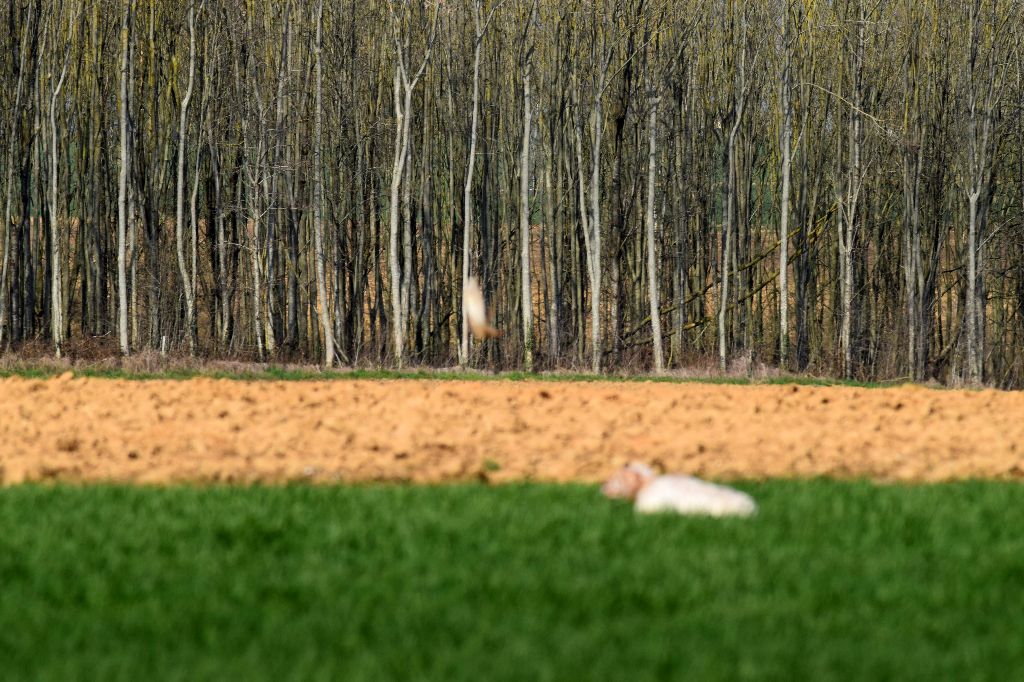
[1, 375, 1022, 485]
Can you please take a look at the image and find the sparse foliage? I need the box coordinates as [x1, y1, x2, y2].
[0, 0, 1022, 385]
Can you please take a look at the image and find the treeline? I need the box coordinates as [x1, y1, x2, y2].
[1, 0, 1023, 384]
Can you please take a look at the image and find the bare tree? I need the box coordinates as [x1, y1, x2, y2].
[719, 5, 748, 373]
[388, 1, 438, 368]
[962, 0, 1007, 383]
[519, 0, 537, 371]
[643, 10, 677, 375]
[174, 0, 200, 354]
[572, 4, 616, 373]
[0, 3, 34, 349]
[778, 0, 794, 367]
[314, 0, 336, 366]
[837, 2, 865, 380]
[47, 2, 75, 358]
[901, 1, 925, 380]
[461, 0, 502, 367]
[645, 84, 664, 373]
[117, 0, 133, 356]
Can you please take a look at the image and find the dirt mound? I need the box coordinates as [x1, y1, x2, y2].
[1, 375, 1022, 485]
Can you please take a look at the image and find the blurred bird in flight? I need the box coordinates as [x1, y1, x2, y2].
[464, 276, 500, 339]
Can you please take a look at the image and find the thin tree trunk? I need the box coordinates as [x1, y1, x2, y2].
[967, 192, 980, 381]
[720, 16, 746, 374]
[544, 163, 559, 360]
[313, 0, 335, 366]
[646, 94, 664, 373]
[718, 142, 732, 373]
[388, 67, 406, 367]
[587, 91, 604, 374]
[778, 6, 792, 367]
[460, 8, 487, 367]
[0, 3, 33, 349]
[49, 21, 72, 359]
[387, 6, 437, 368]
[117, 0, 132, 355]
[188, 115, 202, 351]
[839, 9, 864, 380]
[571, 87, 591, 369]
[400, 92, 414, 358]
[175, 1, 198, 354]
[520, 65, 533, 371]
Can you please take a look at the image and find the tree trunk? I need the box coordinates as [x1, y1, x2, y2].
[520, 66, 533, 371]
[588, 93, 604, 374]
[778, 6, 792, 367]
[313, 0, 335, 366]
[646, 94, 664, 373]
[839, 10, 864, 380]
[718, 140, 732, 373]
[175, 1, 197, 354]
[966, 192, 980, 382]
[0, 3, 32, 349]
[117, 0, 132, 355]
[49, 22, 71, 359]
[389, 66, 406, 367]
[460, 5, 487, 367]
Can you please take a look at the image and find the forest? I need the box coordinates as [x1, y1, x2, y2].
[1, 0, 1022, 385]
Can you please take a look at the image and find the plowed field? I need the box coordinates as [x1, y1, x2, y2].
[1, 375, 1022, 485]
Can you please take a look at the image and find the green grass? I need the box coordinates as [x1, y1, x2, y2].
[0, 363, 903, 388]
[1, 482, 1022, 680]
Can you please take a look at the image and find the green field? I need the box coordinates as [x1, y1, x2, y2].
[1, 482, 1021, 680]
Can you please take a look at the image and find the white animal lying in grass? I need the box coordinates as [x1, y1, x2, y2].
[601, 462, 757, 517]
